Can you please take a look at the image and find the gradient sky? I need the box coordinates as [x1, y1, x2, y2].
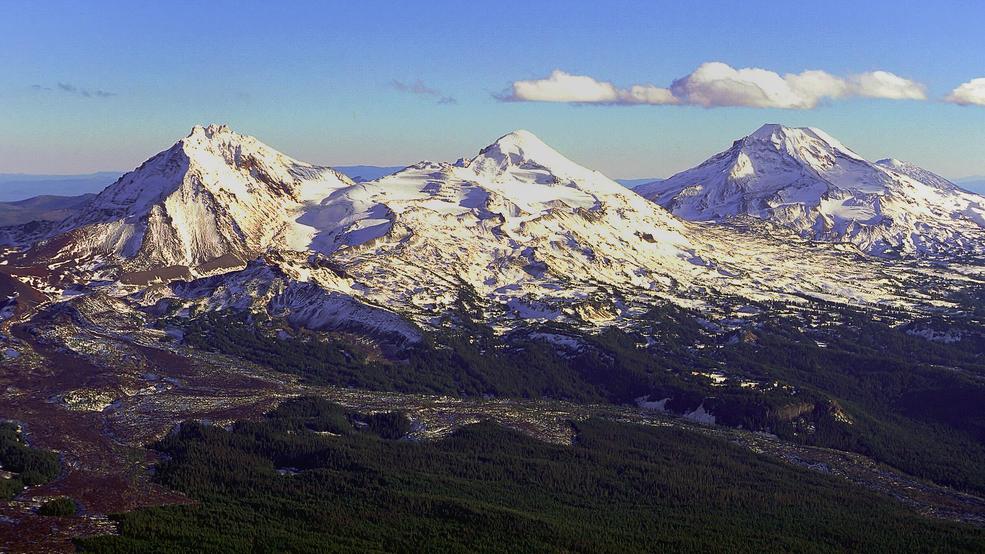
[1, 0, 984, 179]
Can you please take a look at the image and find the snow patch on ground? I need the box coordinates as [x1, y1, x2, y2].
[635, 396, 670, 412]
[683, 404, 716, 425]
[906, 327, 962, 344]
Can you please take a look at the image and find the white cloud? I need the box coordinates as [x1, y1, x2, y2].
[500, 63, 927, 109]
[390, 79, 457, 105]
[786, 70, 850, 103]
[848, 71, 926, 100]
[670, 62, 831, 108]
[670, 63, 925, 108]
[622, 84, 679, 105]
[498, 70, 676, 105]
[506, 70, 620, 103]
[946, 78, 985, 106]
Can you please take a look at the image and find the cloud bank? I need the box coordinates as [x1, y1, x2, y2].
[32, 82, 116, 98]
[390, 79, 456, 105]
[495, 69, 677, 105]
[946, 78, 985, 106]
[499, 63, 927, 109]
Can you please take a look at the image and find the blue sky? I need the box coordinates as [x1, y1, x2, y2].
[1, 0, 984, 179]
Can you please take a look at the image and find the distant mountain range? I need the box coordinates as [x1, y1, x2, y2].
[0, 194, 96, 226]
[0, 125, 925, 335]
[1, 126, 720, 336]
[615, 177, 662, 188]
[3, 123, 977, 337]
[2, 128, 982, 262]
[2, 163, 978, 204]
[956, 177, 985, 195]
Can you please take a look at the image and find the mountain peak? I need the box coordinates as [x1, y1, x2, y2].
[49, 125, 353, 271]
[186, 123, 234, 139]
[746, 123, 835, 143]
[747, 123, 824, 139]
[742, 124, 863, 161]
[477, 130, 555, 163]
[470, 130, 606, 185]
[640, 124, 985, 256]
[748, 123, 791, 139]
[180, 124, 259, 154]
[492, 129, 543, 146]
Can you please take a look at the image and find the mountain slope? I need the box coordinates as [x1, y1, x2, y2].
[637, 124, 985, 256]
[222, 130, 712, 325]
[272, 130, 920, 326]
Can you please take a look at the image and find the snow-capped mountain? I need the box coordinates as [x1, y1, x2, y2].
[306, 129, 693, 256]
[145, 129, 914, 331]
[5, 127, 710, 331]
[148, 130, 720, 328]
[291, 129, 712, 322]
[37, 124, 353, 277]
[0, 125, 953, 340]
[637, 124, 985, 256]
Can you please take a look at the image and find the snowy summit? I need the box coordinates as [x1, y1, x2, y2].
[637, 124, 985, 256]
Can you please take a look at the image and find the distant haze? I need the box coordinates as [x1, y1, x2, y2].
[334, 166, 406, 182]
[615, 178, 662, 189]
[0, 173, 120, 202]
[955, 177, 985, 195]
